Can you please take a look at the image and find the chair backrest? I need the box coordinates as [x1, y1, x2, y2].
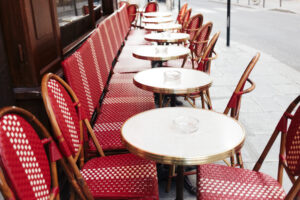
[117, 5, 129, 39]
[41, 73, 104, 200]
[118, 1, 129, 8]
[145, 2, 159, 13]
[0, 106, 60, 200]
[197, 31, 220, 73]
[192, 22, 213, 60]
[181, 8, 192, 31]
[252, 95, 300, 199]
[176, 3, 188, 24]
[224, 53, 260, 119]
[184, 14, 203, 41]
[127, 4, 138, 24]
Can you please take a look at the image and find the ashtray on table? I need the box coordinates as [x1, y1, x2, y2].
[173, 116, 199, 134]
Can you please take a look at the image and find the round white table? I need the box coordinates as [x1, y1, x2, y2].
[143, 12, 172, 18]
[134, 67, 212, 107]
[145, 23, 182, 32]
[132, 45, 189, 62]
[121, 107, 245, 200]
[142, 17, 173, 24]
[144, 32, 190, 43]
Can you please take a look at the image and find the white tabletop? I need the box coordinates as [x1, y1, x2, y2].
[144, 32, 190, 43]
[121, 107, 245, 165]
[142, 17, 173, 24]
[132, 45, 189, 61]
[143, 12, 172, 18]
[144, 23, 182, 32]
[133, 67, 212, 94]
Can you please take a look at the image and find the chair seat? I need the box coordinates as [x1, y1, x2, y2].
[89, 97, 155, 152]
[81, 153, 159, 199]
[108, 74, 154, 97]
[197, 164, 286, 200]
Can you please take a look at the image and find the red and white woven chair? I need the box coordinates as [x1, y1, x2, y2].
[127, 4, 139, 28]
[0, 106, 62, 200]
[41, 73, 159, 200]
[181, 8, 192, 32]
[197, 95, 300, 200]
[176, 3, 188, 24]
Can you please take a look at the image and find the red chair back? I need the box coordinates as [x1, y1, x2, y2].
[197, 31, 220, 73]
[177, 3, 188, 24]
[145, 2, 159, 13]
[285, 104, 300, 175]
[181, 8, 192, 30]
[193, 22, 213, 59]
[0, 107, 60, 200]
[185, 14, 203, 42]
[127, 4, 138, 24]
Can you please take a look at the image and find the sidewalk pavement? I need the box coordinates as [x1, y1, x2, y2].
[156, 2, 300, 199]
[211, 0, 300, 14]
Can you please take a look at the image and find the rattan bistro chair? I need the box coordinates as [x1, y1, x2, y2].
[197, 95, 300, 200]
[127, 4, 139, 28]
[184, 14, 203, 44]
[189, 22, 213, 69]
[176, 3, 188, 24]
[41, 73, 159, 200]
[184, 31, 220, 109]
[0, 106, 61, 200]
[144, 1, 159, 13]
[181, 8, 192, 32]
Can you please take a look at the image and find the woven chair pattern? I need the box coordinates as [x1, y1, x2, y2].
[89, 99, 155, 151]
[0, 114, 51, 199]
[47, 79, 81, 155]
[285, 106, 300, 175]
[117, 9, 128, 40]
[104, 17, 119, 57]
[185, 14, 203, 42]
[97, 23, 115, 67]
[62, 46, 101, 120]
[81, 153, 159, 199]
[194, 22, 213, 59]
[145, 2, 158, 13]
[197, 164, 286, 200]
[110, 13, 123, 50]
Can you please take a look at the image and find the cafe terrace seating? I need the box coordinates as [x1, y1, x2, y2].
[197, 95, 300, 200]
[0, 107, 62, 200]
[41, 73, 159, 199]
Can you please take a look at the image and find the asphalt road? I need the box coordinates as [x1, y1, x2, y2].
[187, 0, 300, 71]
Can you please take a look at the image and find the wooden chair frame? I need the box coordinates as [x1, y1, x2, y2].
[42, 73, 106, 200]
[181, 8, 192, 32]
[0, 106, 61, 200]
[183, 14, 203, 40]
[184, 32, 220, 109]
[254, 95, 300, 199]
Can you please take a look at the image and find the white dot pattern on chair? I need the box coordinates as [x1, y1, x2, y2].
[88, 38, 104, 91]
[1, 115, 49, 200]
[47, 79, 80, 153]
[94, 122, 123, 132]
[197, 164, 286, 200]
[81, 164, 156, 181]
[103, 97, 154, 104]
[74, 52, 95, 117]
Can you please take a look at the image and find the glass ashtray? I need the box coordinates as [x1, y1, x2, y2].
[173, 116, 199, 134]
[164, 70, 181, 82]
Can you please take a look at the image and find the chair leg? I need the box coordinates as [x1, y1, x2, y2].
[236, 151, 244, 168]
[204, 89, 212, 110]
[166, 164, 175, 193]
[200, 92, 205, 108]
[181, 56, 187, 68]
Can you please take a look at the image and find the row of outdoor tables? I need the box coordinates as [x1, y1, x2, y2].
[121, 10, 246, 200]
